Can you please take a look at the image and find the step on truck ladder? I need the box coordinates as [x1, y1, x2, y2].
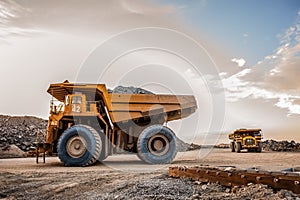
[35, 129, 47, 164]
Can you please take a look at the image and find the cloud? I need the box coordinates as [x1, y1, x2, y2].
[248, 12, 300, 93]
[231, 58, 246, 67]
[275, 96, 300, 115]
[184, 68, 198, 79]
[243, 33, 248, 37]
[0, 0, 189, 118]
[0, 0, 42, 43]
[0, 0, 178, 43]
[222, 11, 300, 115]
[222, 72, 300, 115]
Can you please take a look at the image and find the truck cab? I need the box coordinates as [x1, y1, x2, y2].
[65, 94, 86, 113]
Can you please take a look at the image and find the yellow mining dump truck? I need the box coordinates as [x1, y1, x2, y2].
[229, 129, 263, 153]
[37, 81, 197, 166]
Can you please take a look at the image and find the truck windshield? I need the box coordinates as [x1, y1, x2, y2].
[72, 96, 82, 104]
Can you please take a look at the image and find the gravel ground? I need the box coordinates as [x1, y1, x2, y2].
[0, 113, 300, 199]
[0, 149, 299, 200]
[1, 172, 298, 200]
[100, 174, 299, 200]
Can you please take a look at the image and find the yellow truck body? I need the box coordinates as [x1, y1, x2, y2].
[229, 129, 263, 153]
[38, 81, 197, 166]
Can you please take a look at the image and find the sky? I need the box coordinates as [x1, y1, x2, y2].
[0, 0, 300, 142]
[167, 0, 300, 66]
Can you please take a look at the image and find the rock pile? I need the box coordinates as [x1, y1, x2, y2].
[0, 115, 47, 152]
[262, 140, 300, 152]
[176, 139, 201, 152]
[0, 144, 26, 158]
[109, 85, 154, 94]
[214, 143, 230, 148]
[101, 174, 299, 200]
[190, 182, 294, 200]
[102, 175, 195, 199]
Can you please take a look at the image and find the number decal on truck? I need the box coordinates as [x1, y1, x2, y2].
[72, 104, 81, 112]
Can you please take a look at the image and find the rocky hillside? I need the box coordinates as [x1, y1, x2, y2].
[262, 139, 300, 152]
[0, 115, 47, 151]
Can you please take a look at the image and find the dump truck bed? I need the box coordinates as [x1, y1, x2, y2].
[109, 93, 196, 122]
[47, 81, 197, 123]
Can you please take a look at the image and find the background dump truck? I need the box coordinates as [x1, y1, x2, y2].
[229, 129, 263, 153]
[38, 81, 197, 166]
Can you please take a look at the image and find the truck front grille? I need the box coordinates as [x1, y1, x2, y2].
[245, 139, 255, 146]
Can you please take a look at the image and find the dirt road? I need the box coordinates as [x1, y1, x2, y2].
[0, 149, 299, 199]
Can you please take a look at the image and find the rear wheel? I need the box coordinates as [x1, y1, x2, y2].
[230, 142, 235, 152]
[57, 125, 102, 166]
[235, 142, 242, 153]
[137, 125, 177, 164]
[97, 129, 107, 162]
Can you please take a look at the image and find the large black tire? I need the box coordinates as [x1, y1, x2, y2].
[137, 125, 177, 164]
[57, 125, 102, 166]
[230, 142, 235, 152]
[256, 142, 262, 153]
[97, 129, 107, 162]
[235, 142, 242, 153]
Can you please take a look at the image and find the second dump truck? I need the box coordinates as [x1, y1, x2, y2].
[229, 129, 263, 153]
[38, 81, 197, 166]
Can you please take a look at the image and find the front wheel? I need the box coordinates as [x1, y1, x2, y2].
[235, 142, 242, 153]
[137, 125, 177, 164]
[256, 142, 262, 153]
[57, 125, 102, 166]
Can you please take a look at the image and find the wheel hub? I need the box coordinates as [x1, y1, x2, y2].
[66, 136, 87, 158]
[148, 134, 170, 156]
[153, 140, 163, 150]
